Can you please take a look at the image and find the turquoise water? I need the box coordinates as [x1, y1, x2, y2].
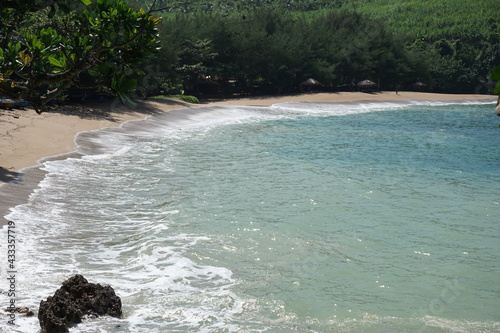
[2, 102, 500, 332]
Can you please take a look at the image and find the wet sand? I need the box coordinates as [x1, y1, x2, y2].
[0, 91, 496, 226]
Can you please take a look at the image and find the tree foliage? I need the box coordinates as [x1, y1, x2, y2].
[0, 0, 161, 113]
[132, 0, 499, 96]
[492, 66, 500, 95]
[2, 0, 498, 113]
[139, 9, 429, 96]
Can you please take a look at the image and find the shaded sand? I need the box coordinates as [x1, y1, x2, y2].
[0, 98, 193, 226]
[0, 98, 193, 176]
[0, 91, 496, 225]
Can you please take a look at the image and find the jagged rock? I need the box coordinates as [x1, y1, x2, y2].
[38, 274, 122, 333]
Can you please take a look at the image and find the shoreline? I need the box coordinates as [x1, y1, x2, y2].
[0, 91, 496, 226]
[0, 98, 194, 226]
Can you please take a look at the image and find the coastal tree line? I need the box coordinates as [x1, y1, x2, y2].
[140, 10, 424, 97]
[131, 0, 500, 96]
[1, 0, 499, 112]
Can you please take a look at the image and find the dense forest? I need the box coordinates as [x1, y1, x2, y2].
[1, 0, 499, 109]
[128, 0, 500, 98]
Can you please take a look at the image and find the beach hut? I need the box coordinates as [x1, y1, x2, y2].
[357, 79, 377, 92]
[412, 81, 427, 91]
[300, 78, 322, 92]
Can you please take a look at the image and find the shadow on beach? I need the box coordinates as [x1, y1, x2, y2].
[0, 167, 21, 183]
[45, 98, 192, 122]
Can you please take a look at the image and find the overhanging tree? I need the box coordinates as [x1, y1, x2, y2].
[0, 0, 162, 113]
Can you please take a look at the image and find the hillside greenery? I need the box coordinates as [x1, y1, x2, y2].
[354, 0, 500, 40]
[355, 0, 500, 94]
[141, 0, 499, 40]
[126, 0, 499, 98]
[2, 0, 498, 110]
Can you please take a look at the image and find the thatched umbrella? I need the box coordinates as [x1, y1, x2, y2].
[357, 79, 376, 88]
[300, 78, 322, 92]
[412, 81, 427, 88]
[301, 78, 322, 87]
[357, 79, 377, 92]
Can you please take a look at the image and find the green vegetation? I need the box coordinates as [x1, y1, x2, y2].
[355, 0, 500, 94]
[132, 0, 499, 97]
[0, 0, 161, 113]
[152, 94, 200, 104]
[147, 10, 418, 96]
[492, 66, 500, 94]
[354, 0, 500, 40]
[130, 0, 345, 13]
[1, 0, 498, 113]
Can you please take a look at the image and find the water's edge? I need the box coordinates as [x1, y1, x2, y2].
[1, 98, 495, 228]
[0, 99, 498, 333]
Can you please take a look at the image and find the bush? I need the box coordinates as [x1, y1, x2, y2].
[153, 95, 200, 104]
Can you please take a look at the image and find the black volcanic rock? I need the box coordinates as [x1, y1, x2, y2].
[38, 274, 121, 332]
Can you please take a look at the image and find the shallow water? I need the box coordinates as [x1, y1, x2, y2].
[1, 101, 499, 332]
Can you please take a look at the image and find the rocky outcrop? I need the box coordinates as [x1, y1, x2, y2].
[38, 274, 122, 333]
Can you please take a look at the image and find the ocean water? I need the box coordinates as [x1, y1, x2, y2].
[1, 101, 500, 332]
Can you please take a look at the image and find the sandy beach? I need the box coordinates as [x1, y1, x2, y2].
[0, 91, 496, 225]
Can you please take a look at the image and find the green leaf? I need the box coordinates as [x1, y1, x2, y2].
[495, 81, 500, 95]
[48, 56, 65, 68]
[79, 0, 92, 5]
[117, 92, 137, 107]
[118, 75, 136, 91]
[122, 77, 137, 91]
[80, 35, 90, 46]
[491, 66, 500, 81]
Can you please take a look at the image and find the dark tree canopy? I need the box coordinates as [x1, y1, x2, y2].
[2, 0, 498, 113]
[132, 0, 499, 97]
[0, 0, 161, 113]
